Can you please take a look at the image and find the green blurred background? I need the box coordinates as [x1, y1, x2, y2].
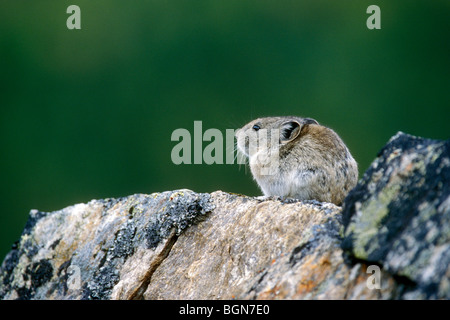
[0, 1, 449, 261]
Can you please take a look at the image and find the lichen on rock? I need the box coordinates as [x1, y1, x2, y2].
[341, 132, 450, 299]
[0, 132, 448, 300]
[0, 190, 215, 300]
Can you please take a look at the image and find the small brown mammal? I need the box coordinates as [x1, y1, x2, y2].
[235, 116, 358, 205]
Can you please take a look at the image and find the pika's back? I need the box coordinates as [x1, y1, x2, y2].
[235, 116, 358, 205]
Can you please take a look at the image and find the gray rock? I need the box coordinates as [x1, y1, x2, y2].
[0, 191, 214, 300]
[0, 132, 448, 300]
[341, 132, 450, 299]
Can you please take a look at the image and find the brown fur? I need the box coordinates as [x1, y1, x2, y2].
[235, 116, 358, 205]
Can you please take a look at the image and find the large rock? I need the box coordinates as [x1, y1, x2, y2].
[0, 132, 448, 300]
[341, 132, 450, 299]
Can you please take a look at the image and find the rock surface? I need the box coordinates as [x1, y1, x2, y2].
[341, 132, 450, 299]
[0, 132, 448, 300]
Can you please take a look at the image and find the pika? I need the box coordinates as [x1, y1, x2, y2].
[235, 116, 358, 205]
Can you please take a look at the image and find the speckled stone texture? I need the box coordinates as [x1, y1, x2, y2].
[0, 132, 448, 300]
[342, 132, 449, 299]
[0, 191, 214, 300]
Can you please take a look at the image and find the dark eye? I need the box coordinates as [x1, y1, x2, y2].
[252, 124, 260, 131]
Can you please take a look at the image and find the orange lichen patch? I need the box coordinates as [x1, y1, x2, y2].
[257, 288, 276, 300]
[357, 263, 370, 281]
[405, 162, 414, 172]
[257, 283, 288, 300]
[294, 253, 333, 296]
[318, 255, 332, 267]
[296, 279, 316, 293]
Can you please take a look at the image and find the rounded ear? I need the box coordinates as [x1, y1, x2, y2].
[280, 121, 301, 143]
[303, 118, 319, 125]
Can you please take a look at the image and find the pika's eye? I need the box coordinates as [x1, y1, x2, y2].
[252, 124, 260, 131]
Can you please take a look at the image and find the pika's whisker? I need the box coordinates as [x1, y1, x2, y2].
[234, 116, 358, 205]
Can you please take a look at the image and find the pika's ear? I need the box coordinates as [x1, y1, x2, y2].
[280, 121, 301, 143]
[303, 118, 319, 125]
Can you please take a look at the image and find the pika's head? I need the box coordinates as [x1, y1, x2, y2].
[235, 116, 319, 159]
